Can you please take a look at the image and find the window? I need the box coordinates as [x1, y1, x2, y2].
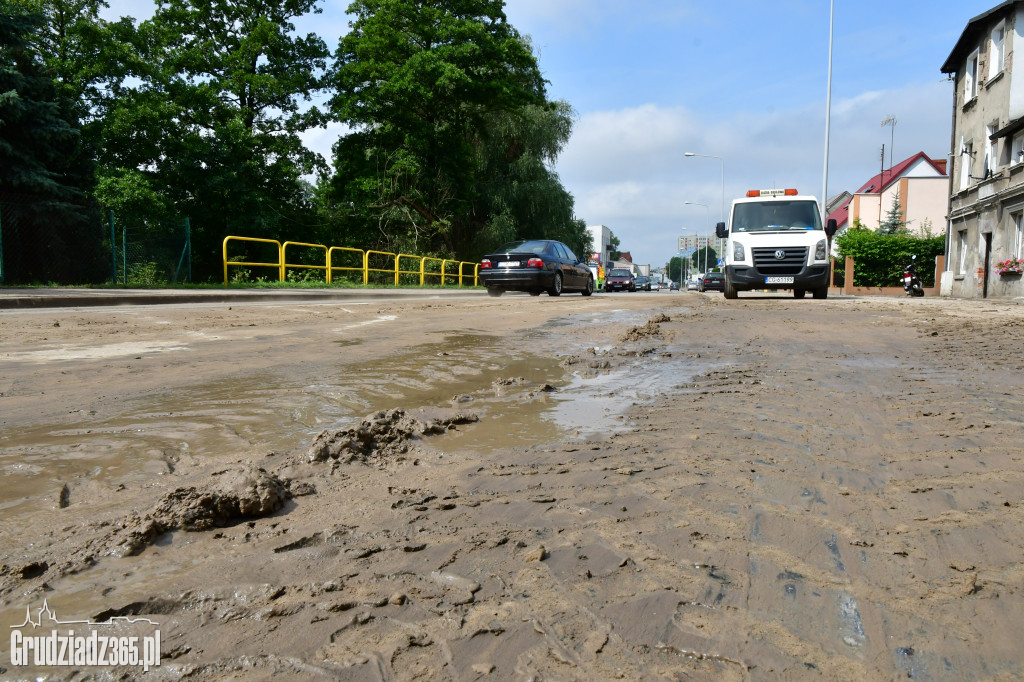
[1015, 213, 1024, 259]
[960, 140, 974, 190]
[958, 230, 968, 274]
[1011, 132, 1024, 165]
[990, 22, 1005, 79]
[966, 49, 980, 100]
[985, 125, 997, 177]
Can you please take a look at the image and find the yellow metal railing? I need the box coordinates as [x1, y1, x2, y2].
[223, 236, 480, 287]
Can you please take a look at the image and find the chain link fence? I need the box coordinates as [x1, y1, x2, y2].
[0, 193, 191, 286]
[0, 192, 107, 285]
[110, 214, 191, 285]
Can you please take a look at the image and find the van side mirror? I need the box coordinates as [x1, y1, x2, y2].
[715, 221, 727, 239]
[825, 218, 838, 237]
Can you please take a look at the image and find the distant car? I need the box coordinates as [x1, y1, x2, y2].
[635, 275, 652, 291]
[669, 281, 680, 291]
[604, 268, 636, 292]
[685, 279, 698, 291]
[700, 272, 725, 292]
[479, 239, 594, 297]
[651, 281, 662, 290]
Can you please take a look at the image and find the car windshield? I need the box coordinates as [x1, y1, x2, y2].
[706, 273, 723, 280]
[609, 269, 632, 277]
[732, 201, 822, 233]
[495, 240, 550, 254]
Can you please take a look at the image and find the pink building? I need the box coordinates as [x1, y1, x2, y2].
[827, 152, 949, 236]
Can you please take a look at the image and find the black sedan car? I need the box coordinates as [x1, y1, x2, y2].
[479, 240, 594, 297]
[700, 272, 725, 292]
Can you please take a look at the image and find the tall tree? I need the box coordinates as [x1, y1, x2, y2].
[471, 101, 589, 258]
[329, 0, 548, 257]
[877, 192, 908, 235]
[0, 1, 104, 283]
[98, 0, 331, 280]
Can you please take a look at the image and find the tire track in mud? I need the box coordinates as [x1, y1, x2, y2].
[3, 296, 1024, 680]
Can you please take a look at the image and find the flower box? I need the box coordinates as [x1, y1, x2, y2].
[994, 257, 1024, 275]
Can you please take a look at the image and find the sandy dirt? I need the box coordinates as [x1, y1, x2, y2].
[1, 291, 1024, 680]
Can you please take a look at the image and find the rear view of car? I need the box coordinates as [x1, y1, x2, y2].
[479, 239, 595, 297]
[701, 272, 725, 292]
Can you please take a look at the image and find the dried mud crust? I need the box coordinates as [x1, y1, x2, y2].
[3, 296, 1024, 680]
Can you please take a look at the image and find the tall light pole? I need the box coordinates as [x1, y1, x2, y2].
[684, 152, 725, 225]
[678, 227, 689, 284]
[822, 0, 834, 220]
[685, 201, 710, 273]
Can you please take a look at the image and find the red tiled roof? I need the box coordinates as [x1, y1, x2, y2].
[826, 152, 947, 228]
[620, 251, 633, 263]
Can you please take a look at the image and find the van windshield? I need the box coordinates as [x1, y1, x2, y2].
[732, 201, 822, 233]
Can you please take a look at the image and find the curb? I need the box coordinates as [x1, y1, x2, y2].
[0, 287, 488, 309]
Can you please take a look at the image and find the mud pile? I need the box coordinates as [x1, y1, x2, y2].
[306, 407, 478, 466]
[116, 465, 289, 556]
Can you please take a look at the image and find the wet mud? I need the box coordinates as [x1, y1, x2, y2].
[2, 294, 1024, 679]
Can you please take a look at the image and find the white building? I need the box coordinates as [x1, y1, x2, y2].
[586, 224, 613, 266]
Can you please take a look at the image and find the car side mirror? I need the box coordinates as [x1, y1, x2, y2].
[715, 221, 727, 239]
[825, 218, 838, 237]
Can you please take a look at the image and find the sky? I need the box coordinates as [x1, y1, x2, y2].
[100, 0, 998, 268]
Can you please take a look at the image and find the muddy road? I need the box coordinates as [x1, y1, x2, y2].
[1, 291, 1023, 680]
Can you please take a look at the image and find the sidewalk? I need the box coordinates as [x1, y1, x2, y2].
[0, 286, 487, 309]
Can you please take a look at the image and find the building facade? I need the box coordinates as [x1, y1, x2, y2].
[586, 224, 613, 268]
[828, 152, 948, 237]
[942, 1, 1024, 298]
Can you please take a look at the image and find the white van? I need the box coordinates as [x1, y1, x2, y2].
[715, 189, 838, 299]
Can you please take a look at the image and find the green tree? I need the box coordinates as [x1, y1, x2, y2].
[691, 245, 718, 273]
[0, 1, 105, 283]
[471, 101, 589, 258]
[668, 255, 685, 283]
[877, 192, 908, 235]
[328, 0, 549, 258]
[98, 0, 331, 280]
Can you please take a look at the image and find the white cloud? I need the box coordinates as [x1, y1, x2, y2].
[558, 79, 955, 266]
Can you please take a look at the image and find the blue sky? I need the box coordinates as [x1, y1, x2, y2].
[103, 0, 996, 267]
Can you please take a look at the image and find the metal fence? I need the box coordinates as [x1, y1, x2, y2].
[110, 213, 191, 285]
[0, 195, 191, 286]
[0, 193, 107, 285]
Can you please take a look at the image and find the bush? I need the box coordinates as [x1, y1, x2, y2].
[834, 229, 945, 287]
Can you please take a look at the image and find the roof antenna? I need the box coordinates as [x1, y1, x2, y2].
[881, 115, 897, 168]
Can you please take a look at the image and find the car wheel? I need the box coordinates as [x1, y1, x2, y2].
[813, 287, 828, 299]
[724, 279, 738, 299]
[487, 287, 504, 297]
[793, 289, 806, 299]
[548, 272, 563, 296]
[582, 276, 594, 296]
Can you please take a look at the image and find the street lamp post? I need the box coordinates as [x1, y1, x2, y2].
[678, 227, 689, 286]
[685, 201, 710, 274]
[684, 152, 725, 225]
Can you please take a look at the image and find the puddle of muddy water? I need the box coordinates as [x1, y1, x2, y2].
[0, 309, 701, 519]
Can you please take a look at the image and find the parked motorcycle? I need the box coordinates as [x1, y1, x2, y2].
[902, 255, 924, 297]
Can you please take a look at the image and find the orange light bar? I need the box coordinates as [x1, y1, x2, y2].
[746, 189, 800, 197]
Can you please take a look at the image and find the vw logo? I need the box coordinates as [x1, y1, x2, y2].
[774, 249, 786, 260]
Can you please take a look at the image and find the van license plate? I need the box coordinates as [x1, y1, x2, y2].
[766, 276, 794, 284]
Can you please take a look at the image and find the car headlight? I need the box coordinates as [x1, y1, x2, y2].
[732, 241, 745, 261]
[814, 239, 827, 261]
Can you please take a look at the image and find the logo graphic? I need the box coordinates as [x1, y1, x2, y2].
[10, 599, 161, 671]
[774, 249, 786, 260]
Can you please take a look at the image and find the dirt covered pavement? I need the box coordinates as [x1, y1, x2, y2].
[2, 291, 1024, 680]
